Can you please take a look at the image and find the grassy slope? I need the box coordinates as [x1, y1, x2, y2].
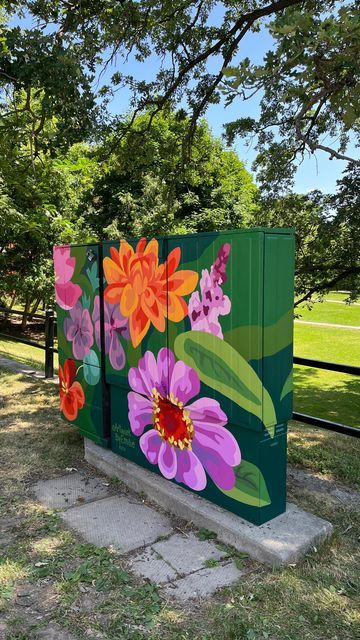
[296, 301, 360, 326]
[0, 336, 58, 371]
[293, 299, 360, 428]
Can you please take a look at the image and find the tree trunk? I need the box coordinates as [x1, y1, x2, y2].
[21, 298, 31, 331]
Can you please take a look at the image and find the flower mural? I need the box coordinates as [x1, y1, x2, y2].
[59, 359, 85, 420]
[64, 301, 94, 360]
[188, 243, 231, 339]
[103, 238, 198, 348]
[127, 348, 241, 491]
[53, 246, 82, 311]
[92, 296, 129, 370]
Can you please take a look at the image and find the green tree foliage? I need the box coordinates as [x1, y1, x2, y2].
[252, 169, 360, 305]
[0, 91, 98, 311]
[84, 111, 257, 238]
[5, 1, 356, 185]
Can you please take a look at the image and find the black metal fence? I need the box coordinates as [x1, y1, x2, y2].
[0, 306, 58, 378]
[293, 356, 359, 438]
[0, 307, 359, 437]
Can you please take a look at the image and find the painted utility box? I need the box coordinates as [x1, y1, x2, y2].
[54, 229, 294, 525]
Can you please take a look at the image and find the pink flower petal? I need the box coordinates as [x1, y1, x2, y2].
[53, 246, 75, 284]
[109, 332, 126, 370]
[169, 360, 200, 404]
[192, 423, 241, 467]
[128, 392, 153, 435]
[175, 449, 206, 491]
[156, 348, 175, 397]
[55, 282, 82, 311]
[187, 398, 228, 428]
[158, 442, 177, 479]
[128, 351, 159, 397]
[139, 429, 162, 464]
[192, 440, 236, 490]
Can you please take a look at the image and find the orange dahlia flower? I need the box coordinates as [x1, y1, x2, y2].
[59, 359, 85, 421]
[103, 238, 198, 348]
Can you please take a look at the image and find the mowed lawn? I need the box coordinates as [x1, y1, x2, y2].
[294, 294, 359, 429]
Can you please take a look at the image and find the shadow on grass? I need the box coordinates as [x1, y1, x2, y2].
[294, 367, 360, 428]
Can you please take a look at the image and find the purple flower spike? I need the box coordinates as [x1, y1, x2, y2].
[64, 302, 94, 360]
[212, 242, 230, 285]
[92, 296, 129, 371]
[188, 243, 231, 339]
[127, 348, 241, 492]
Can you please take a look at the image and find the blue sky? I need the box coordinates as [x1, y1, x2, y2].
[98, 14, 354, 195]
[12, 6, 356, 194]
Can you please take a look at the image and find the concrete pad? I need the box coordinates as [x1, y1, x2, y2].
[33, 473, 110, 509]
[131, 547, 178, 584]
[85, 439, 333, 567]
[163, 561, 242, 600]
[152, 532, 226, 575]
[60, 495, 173, 553]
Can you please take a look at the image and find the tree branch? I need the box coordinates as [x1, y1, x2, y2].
[294, 266, 360, 307]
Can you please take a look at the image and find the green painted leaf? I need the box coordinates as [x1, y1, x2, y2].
[218, 460, 271, 508]
[83, 350, 100, 385]
[223, 310, 293, 361]
[81, 292, 91, 310]
[174, 331, 276, 436]
[280, 370, 293, 401]
[86, 262, 99, 292]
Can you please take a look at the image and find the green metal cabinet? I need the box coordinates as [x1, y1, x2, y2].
[54, 228, 294, 525]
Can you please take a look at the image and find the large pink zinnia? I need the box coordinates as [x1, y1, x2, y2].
[53, 246, 82, 311]
[127, 348, 241, 491]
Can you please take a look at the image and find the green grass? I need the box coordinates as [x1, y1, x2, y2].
[0, 336, 58, 371]
[296, 300, 360, 326]
[293, 322, 360, 428]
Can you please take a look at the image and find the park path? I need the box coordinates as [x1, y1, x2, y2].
[295, 320, 360, 330]
[325, 299, 360, 305]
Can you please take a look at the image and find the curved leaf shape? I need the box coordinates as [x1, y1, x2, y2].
[280, 370, 293, 401]
[83, 349, 100, 386]
[218, 460, 271, 508]
[174, 331, 276, 436]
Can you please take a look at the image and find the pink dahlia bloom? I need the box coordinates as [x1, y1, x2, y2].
[188, 243, 231, 339]
[128, 348, 241, 491]
[64, 302, 94, 360]
[53, 246, 82, 311]
[92, 296, 129, 370]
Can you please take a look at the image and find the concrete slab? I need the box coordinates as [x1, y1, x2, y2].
[33, 473, 110, 509]
[152, 532, 226, 575]
[163, 561, 242, 600]
[85, 439, 333, 567]
[131, 547, 178, 584]
[60, 495, 173, 553]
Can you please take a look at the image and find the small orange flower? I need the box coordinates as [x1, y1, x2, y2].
[59, 359, 85, 421]
[103, 238, 198, 348]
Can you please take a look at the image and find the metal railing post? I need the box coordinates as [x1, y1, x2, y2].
[44, 308, 54, 379]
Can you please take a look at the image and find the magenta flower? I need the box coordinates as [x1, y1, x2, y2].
[127, 348, 241, 491]
[64, 302, 94, 360]
[92, 296, 129, 370]
[53, 246, 82, 311]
